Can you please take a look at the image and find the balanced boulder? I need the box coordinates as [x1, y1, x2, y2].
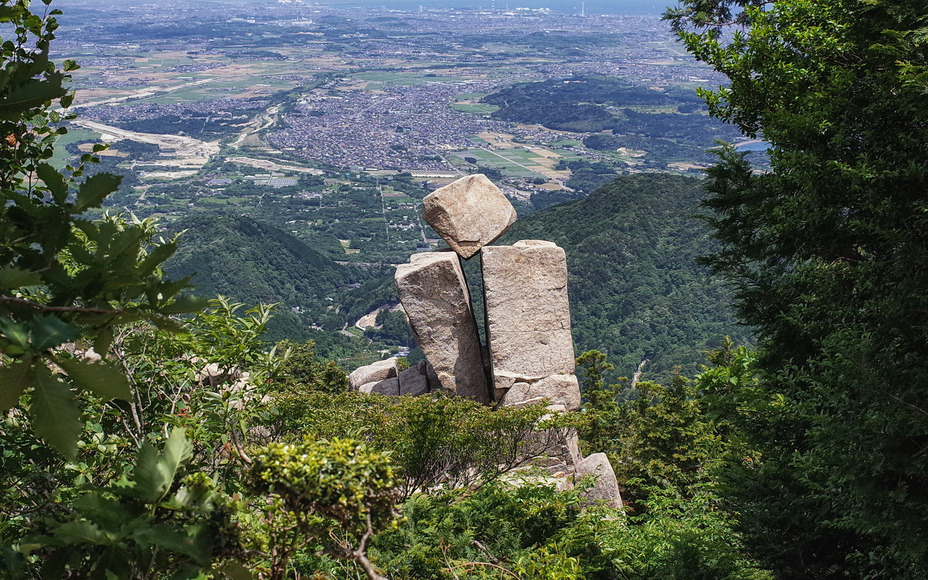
[422, 174, 517, 259]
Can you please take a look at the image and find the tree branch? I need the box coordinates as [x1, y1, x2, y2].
[0, 295, 124, 315]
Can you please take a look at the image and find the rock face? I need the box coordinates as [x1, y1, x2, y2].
[422, 174, 517, 259]
[359, 377, 400, 396]
[394, 252, 490, 402]
[497, 374, 582, 411]
[482, 240, 580, 410]
[349, 359, 434, 397]
[397, 361, 431, 396]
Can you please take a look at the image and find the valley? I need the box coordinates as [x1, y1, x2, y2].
[48, 0, 756, 378]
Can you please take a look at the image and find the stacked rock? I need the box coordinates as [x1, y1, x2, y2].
[348, 173, 620, 508]
[393, 173, 583, 410]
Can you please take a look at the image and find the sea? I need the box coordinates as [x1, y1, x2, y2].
[56, 0, 670, 17]
[320, 0, 668, 15]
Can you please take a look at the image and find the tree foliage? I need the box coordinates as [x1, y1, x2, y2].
[0, 0, 202, 459]
[667, 0, 928, 575]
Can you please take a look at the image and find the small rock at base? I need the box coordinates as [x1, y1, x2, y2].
[349, 358, 398, 390]
[575, 452, 623, 509]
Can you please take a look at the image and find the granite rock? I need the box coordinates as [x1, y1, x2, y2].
[349, 358, 397, 390]
[422, 174, 517, 259]
[575, 453, 623, 509]
[359, 377, 400, 396]
[482, 240, 576, 390]
[395, 252, 489, 402]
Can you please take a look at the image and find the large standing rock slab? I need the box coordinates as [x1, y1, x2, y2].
[395, 252, 490, 402]
[422, 174, 517, 259]
[482, 240, 577, 394]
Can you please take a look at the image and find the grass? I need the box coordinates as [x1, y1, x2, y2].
[49, 126, 103, 169]
[450, 149, 550, 179]
[450, 103, 499, 114]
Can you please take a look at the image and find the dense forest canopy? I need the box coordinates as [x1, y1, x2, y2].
[666, 0, 928, 576]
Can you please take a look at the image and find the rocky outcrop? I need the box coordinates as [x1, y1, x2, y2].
[349, 358, 397, 387]
[349, 359, 435, 397]
[394, 252, 490, 402]
[359, 376, 400, 396]
[496, 374, 582, 412]
[397, 360, 431, 396]
[348, 174, 620, 509]
[575, 453, 623, 509]
[422, 174, 517, 259]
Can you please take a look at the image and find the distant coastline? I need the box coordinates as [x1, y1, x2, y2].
[313, 0, 667, 16]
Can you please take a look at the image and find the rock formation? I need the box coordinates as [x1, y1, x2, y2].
[393, 251, 490, 402]
[482, 240, 580, 410]
[575, 453, 623, 509]
[422, 174, 517, 259]
[348, 358, 397, 388]
[347, 174, 620, 508]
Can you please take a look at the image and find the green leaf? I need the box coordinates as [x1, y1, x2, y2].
[216, 561, 252, 580]
[138, 240, 178, 277]
[159, 295, 209, 315]
[53, 520, 112, 546]
[0, 265, 41, 289]
[0, 317, 31, 355]
[92, 326, 115, 358]
[141, 523, 210, 563]
[36, 162, 68, 203]
[31, 365, 82, 459]
[149, 315, 188, 334]
[148, 275, 196, 307]
[73, 173, 122, 213]
[124, 428, 192, 504]
[0, 359, 34, 411]
[29, 315, 81, 352]
[55, 357, 131, 401]
[0, 75, 66, 121]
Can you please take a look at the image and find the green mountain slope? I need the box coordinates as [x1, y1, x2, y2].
[164, 215, 359, 340]
[491, 173, 750, 380]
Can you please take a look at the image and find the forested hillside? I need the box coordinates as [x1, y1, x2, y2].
[496, 173, 747, 379]
[164, 215, 360, 340]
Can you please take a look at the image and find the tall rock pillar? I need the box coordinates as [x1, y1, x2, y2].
[482, 240, 581, 410]
[395, 252, 490, 403]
